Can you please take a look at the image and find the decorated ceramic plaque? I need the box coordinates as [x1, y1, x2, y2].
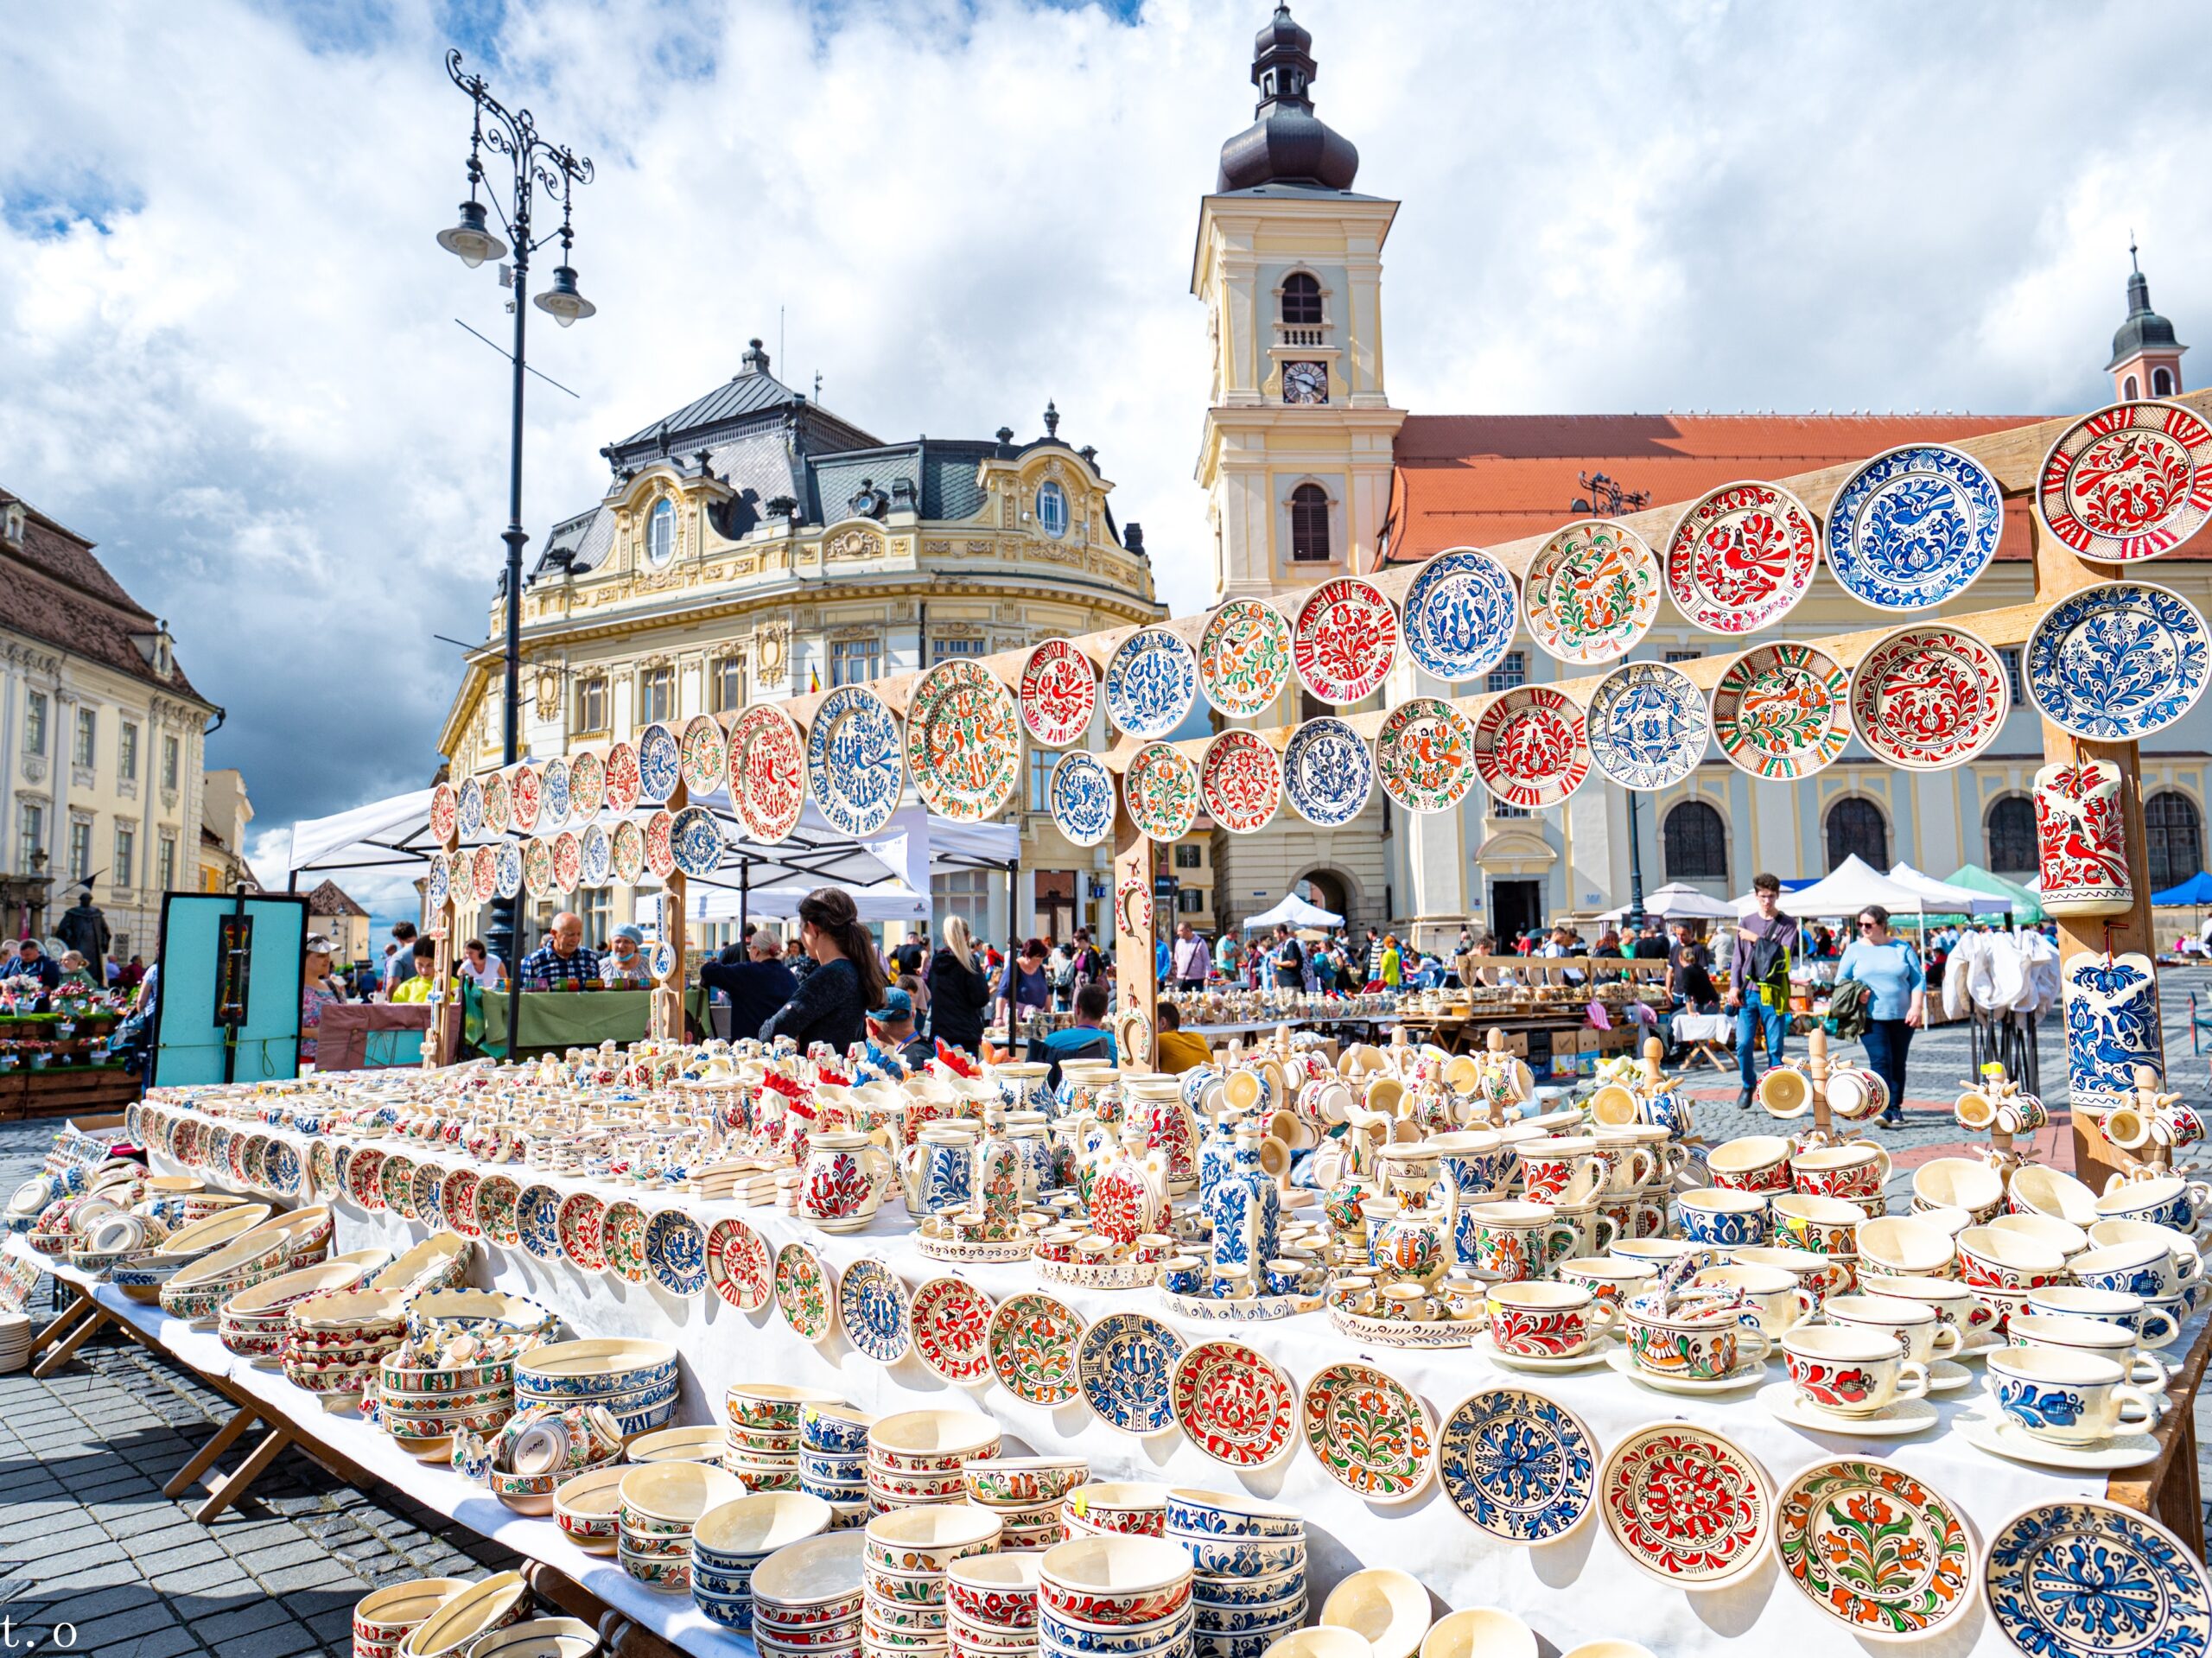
[1776, 1458, 1972, 1640]
[774, 1241, 837, 1344]
[425, 853, 450, 910]
[1473, 686, 1588, 810]
[678, 715, 727, 795]
[1281, 716, 1374, 828]
[2063, 950, 2164, 1111]
[1586, 662, 1708, 789]
[706, 1217, 772, 1311]
[805, 685, 905, 837]
[647, 939, 676, 982]
[1077, 1312, 1185, 1436]
[1375, 697, 1477, 813]
[569, 749, 605, 818]
[1713, 641, 1850, 780]
[1115, 872, 1152, 941]
[644, 810, 677, 880]
[2037, 400, 2212, 561]
[670, 806, 724, 877]
[2025, 581, 2210, 740]
[910, 1277, 995, 1386]
[1049, 751, 1116, 848]
[1401, 548, 1518, 682]
[1169, 1340, 1299, 1471]
[579, 823, 612, 886]
[1103, 628, 1197, 740]
[727, 705, 806, 843]
[551, 831, 582, 894]
[604, 741, 642, 816]
[1664, 480, 1820, 634]
[1984, 1499, 2210, 1658]
[906, 658, 1021, 823]
[1301, 1361, 1436, 1504]
[1197, 599, 1294, 717]
[610, 818, 645, 885]
[456, 778, 485, 842]
[522, 837, 554, 899]
[2035, 759, 2132, 918]
[510, 763, 542, 832]
[493, 841, 524, 899]
[1847, 624, 2008, 771]
[1199, 730, 1281, 835]
[541, 758, 570, 824]
[836, 1258, 912, 1364]
[1599, 1424, 1774, 1591]
[1292, 577, 1399, 703]
[1826, 443, 2003, 610]
[988, 1292, 1085, 1407]
[1438, 1388, 1597, 1544]
[1019, 638, 1098, 747]
[637, 722, 682, 803]
[1124, 742, 1199, 842]
[481, 771, 512, 835]
[470, 844, 497, 903]
[429, 782, 459, 844]
[1523, 520, 1662, 666]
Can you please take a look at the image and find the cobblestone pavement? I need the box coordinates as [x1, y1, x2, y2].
[6, 977, 2212, 1652]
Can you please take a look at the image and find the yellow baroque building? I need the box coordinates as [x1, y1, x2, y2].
[436, 342, 1165, 950]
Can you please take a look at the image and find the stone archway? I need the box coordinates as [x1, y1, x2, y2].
[1292, 867, 1361, 927]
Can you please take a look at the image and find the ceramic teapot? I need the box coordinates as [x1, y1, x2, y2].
[1368, 1173, 1457, 1288]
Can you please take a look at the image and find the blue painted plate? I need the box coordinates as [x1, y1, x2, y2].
[805, 686, 905, 836]
[493, 841, 524, 899]
[670, 805, 724, 878]
[1401, 548, 1519, 681]
[456, 778, 485, 842]
[1078, 1312, 1185, 1436]
[425, 854, 450, 909]
[517, 1185, 563, 1261]
[2025, 581, 2211, 740]
[1281, 717, 1373, 829]
[836, 1258, 912, 1363]
[1984, 1499, 2209, 1658]
[1585, 662, 1709, 790]
[645, 1209, 708, 1298]
[1825, 443, 2004, 610]
[1050, 752, 1116, 848]
[541, 758, 571, 824]
[580, 823, 613, 886]
[1438, 1387, 1597, 1544]
[1103, 629, 1198, 740]
[637, 722, 683, 804]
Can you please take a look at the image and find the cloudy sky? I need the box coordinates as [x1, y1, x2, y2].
[3, 0, 2204, 910]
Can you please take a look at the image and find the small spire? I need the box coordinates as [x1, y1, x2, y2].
[2131, 230, 2141, 275]
[1043, 400, 1060, 440]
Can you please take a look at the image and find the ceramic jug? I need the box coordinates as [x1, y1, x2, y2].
[1370, 1174, 1457, 1287]
[798, 1130, 893, 1232]
[1123, 1076, 1200, 1194]
[900, 1121, 979, 1219]
[1205, 1125, 1281, 1275]
[989, 1062, 1055, 1118]
[969, 1109, 1025, 1233]
[1087, 1121, 1167, 1248]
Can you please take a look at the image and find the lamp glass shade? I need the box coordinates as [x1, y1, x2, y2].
[436, 200, 507, 269]
[534, 264, 595, 327]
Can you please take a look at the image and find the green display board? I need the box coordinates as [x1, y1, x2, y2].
[150, 891, 309, 1087]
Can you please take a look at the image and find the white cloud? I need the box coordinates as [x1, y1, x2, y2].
[5, 0, 2209, 855]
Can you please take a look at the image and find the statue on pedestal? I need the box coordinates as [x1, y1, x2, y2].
[55, 885, 110, 983]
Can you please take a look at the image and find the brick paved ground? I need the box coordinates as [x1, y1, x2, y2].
[3, 974, 2212, 1652]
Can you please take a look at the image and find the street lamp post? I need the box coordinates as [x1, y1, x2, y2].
[437, 50, 594, 1054]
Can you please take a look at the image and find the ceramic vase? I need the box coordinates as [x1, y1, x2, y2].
[2062, 951, 2164, 1113]
[1205, 1127, 1281, 1276]
[2034, 759, 2133, 918]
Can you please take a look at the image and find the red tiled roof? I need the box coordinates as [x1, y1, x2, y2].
[1382, 412, 2111, 564]
[304, 879, 369, 918]
[0, 489, 207, 701]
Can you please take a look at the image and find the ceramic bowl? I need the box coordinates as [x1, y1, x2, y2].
[695, 1491, 836, 1565]
[752, 1531, 869, 1610]
[870, 1410, 1002, 1469]
[866, 1504, 1003, 1573]
[405, 1290, 557, 1343]
[1910, 1157, 2004, 1220]
[1065, 1483, 1169, 1536]
[516, 1337, 678, 1400]
[1165, 1490, 1302, 1540]
[627, 1425, 725, 1464]
[728, 1382, 846, 1433]
[1191, 1566, 1305, 1609]
[353, 1577, 469, 1657]
[396, 1571, 529, 1658]
[948, 1553, 1041, 1627]
[1318, 1570, 1425, 1658]
[1268, 1632, 1374, 1658]
[1855, 1216, 1955, 1276]
[802, 1404, 877, 1456]
[1177, 1533, 1305, 1579]
[157, 1229, 289, 1319]
[464, 1617, 601, 1658]
[372, 1233, 472, 1297]
[1988, 1211, 2090, 1258]
[1956, 1223, 2069, 1291]
[1038, 1537, 1192, 1626]
[964, 1457, 1089, 1508]
[1418, 1608, 1535, 1658]
[156, 1204, 273, 1258]
[553, 1466, 630, 1553]
[2009, 1165, 2099, 1227]
[621, 1462, 746, 1528]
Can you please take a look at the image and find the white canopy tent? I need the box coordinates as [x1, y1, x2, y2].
[1242, 892, 1344, 931]
[1734, 855, 1958, 919]
[1884, 861, 2015, 918]
[1596, 882, 1743, 923]
[283, 788, 443, 882]
[684, 880, 929, 924]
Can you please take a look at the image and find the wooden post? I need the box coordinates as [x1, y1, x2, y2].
[1807, 1024, 1833, 1140]
[655, 778, 687, 1043]
[1111, 801, 1157, 1074]
[425, 797, 461, 1070]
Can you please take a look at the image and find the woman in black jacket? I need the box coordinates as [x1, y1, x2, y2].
[762, 888, 887, 1053]
[925, 916, 992, 1055]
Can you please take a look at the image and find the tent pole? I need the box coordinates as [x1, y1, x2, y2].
[1005, 858, 1019, 1057]
[740, 860, 750, 937]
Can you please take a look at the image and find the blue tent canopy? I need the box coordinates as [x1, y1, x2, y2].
[2152, 871, 2212, 905]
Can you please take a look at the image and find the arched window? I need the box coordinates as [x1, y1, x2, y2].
[1281, 273, 1322, 327]
[1826, 797, 1889, 871]
[1289, 484, 1331, 562]
[1036, 480, 1068, 538]
[1663, 801, 1727, 881]
[645, 498, 676, 568]
[1986, 795, 2037, 876]
[2124, 374, 2140, 401]
[2155, 366, 2176, 397]
[2147, 791, 2202, 890]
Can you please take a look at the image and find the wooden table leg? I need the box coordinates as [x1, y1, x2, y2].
[162, 1401, 263, 1499]
[31, 1302, 115, 1377]
[194, 1424, 295, 1524]
[27, 1288, 97, 1357]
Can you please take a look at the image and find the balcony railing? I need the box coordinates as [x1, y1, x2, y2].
[1274, 325, 1327, 349]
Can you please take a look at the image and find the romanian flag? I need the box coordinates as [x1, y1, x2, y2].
[808, 665, 820, 692]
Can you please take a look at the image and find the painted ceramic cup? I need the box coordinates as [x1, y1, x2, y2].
[1514, 1138, 1605, 1205]
[1705, 1136, 1792, 1196]
[1781, 1324, 1929, 1417]
[1956, 1224, 2069, 1293]
[1687, 1264, 1816, 1339]
[1621, 1300, 1770, 1382]
[1986, 1346, 2168, 1445]
[2070, 1238, 2199, 1302]
[1820, 1293, 1964, 1367]
[2008, 1313, 2173, 1388]
[2025, 1285, 2183, 1349]
[1556, 1257, 1657, 1318]
[2094, 1172, 2212, 1234]
[1484, 1280, 1618, 1359]
[1595, 1192, 1668, 1244]
[1857, 1274, 1994, 1347]
[1543, 1200, 1619, 1263]
[1792, 1142, 1891, 1202]
[1159, 1256, 1204, 1296]
[1455, 1202, 1577, 1283]
[1675, 1188, 1770, 1248]
[1771, 1193, 1863, 1257]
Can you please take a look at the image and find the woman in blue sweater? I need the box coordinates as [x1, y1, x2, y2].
[1838, 905, 1926, 1129]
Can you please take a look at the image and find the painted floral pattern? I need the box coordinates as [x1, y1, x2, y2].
[1665, 481, 1820, 633]
[706, 1217, 772, 1311]
[1713, 641, 1850, 780]
[1438, 1388, 1595, 1544]
[1171, 1340, 1298, 1470]
[1293, 577, 1399, 703]
[806, 686, 905, 837]
[1281, 716, 1373, 827]
[1848, 625, 2009, 771]
[2039, 401, 2212, 561]
[1776, 1459, 1970, 1637]
[728, 704, 807, 842]
[1401, 548, 1518, 682]
[569, 749, 605, 817]
[1376, 697, 1478, 813]
[510, 763, 542, 831]
[906, 658, 1022, 822]
[1078, 1312, 1185, 1434]
[2025, 581, 2210, 741]
[604, 741, 642, 815]
[1050, 751, 1116, 847]
[836, 1258, 912, 1363]
[987, 1292, 1085, 1406]
[680, 714, 728, 794]
[1827, 443, 2003, 610]
[774, 1242, 836, 1343]
[2063, 950, 2164, 1109]
[910, 1277, 995, 1385]
[1599, 1426, 1771, 1588]
[1125, 742, 1200, 841]
[1586, 662, 1708, 789]
[1985, 1500, 2211, 1658]
[1523, 520, 1662, 665]
[1198, 598, 1294, 716]
[1300, 1362, 1434, 1502]
[1103, 628, 1197, 740]
[1473, 686, 1588, 810]
[2036, 759, 2131, 913]
[1199, 730, 1281, 834]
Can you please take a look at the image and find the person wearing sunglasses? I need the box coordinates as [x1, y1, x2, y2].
[1837, 904, 1925, 1128]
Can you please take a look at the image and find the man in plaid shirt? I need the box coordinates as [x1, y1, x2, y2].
[519, 912, 603, 990]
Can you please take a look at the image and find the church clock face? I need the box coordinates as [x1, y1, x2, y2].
[1282, 361, 1329, 405]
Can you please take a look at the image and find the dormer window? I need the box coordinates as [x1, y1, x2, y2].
[645, 498, 675, 568]
[1281, 273, 1322, 327]
[1037, 480, 1069, 539]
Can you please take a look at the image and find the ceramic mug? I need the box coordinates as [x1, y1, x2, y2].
[1821, 1293, 1963, 1366]
[1705, 1136, 1793, 1196]
[1621, 1300, 1770, 1382]
[1956, 1224, 2069, 1293]
[1675, 1188, 1770, 1248]
[1824, 1067, 1890, 1123]
[1159, 1255, 1204, 1296]
[1781, 1324, 1929, 1417]
[1792, 1142, 1891, 1202]
[2008, 1313, 2173, 1388]
[1455, 1202, 1578, 1283]
[1858, 1273, 1993, 1347]
[2025, 1285, 2183, 1349]
[1986, 1346, 2169, 1446]
[1687, 1264, 1816, 1338]
[1596, 1192, 1669, 1243]
[1556, 1256, 1658, 1318]
[1514, 1138, 1605, 1205]
[2070, 1239, 2199, 1302]
[1756, 1065, 1813, 1121]
[1771, 1193, 1863, 1258]
[1730, 1244, 1847, 1305]
[1544, 1200, 1620, 1263]
[1485, 1280, 1618, 1358]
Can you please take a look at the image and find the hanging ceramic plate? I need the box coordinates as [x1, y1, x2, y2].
[1103, 628, 1198, 740]
[681, 715, 728, 795]
[470, 844, 498, 903]
[1199, 730, 1281, 835]
[670, 806, 724, 878]
[570, 750, 606, 818]
[542, 758, 571, 824]
[522, 837, 554, 899]
[1292, 577, 1400, 703]
[510, 763, 542, 832]
[1401, 548, 1518, 682]
[605, 741, 642, 816]
[906, 658, 1021, 823]
[1124, 742, 1199, 842]
[805, 685, 905, 837]
[1826, 443, 2004, 610]
[648, 939, 677, 981]
[1713, 641, 1851, 780]
[611, 818, 645, 885]
[637, 722, 682, 804]
[1049, 751, 1116, 848]
[836, 1259, 912, 1365]
[425, 854, 451, 910]
[1078, 1312, 1185, 1436]
[644, 810, 677, 880]
[645, 1208, 708, 1296]
[1376, 697, 1478, 813]
[2037, 399, 2212, 561]
[481, 771, 512, 835]
[1300, 1361, 1436, 1505]
[1473, 686, 1588, 810]
[456, 778, 485, 842]
[493, 841, 524, 899]
[1523, 520, 1663, 665]
[706, 1217, 772, 1311]
[430, 782, 460, 844]
[1984, 1499, 2210, 1658]
[1020, 638, 1099, 747]
[774, 1242, 837, 1344]
[1281, 716, 1374, 828]
[551, 831, 582, 894]
[601, 1197, 649, 1281]
[1437, 1387, 1596, 1543]
[1664, 480, 1821, 634]
[2025, 581, 2211, 740]
[910, 1277, 995, 1387]
[988, 1292, 1086, 1407]
[727, 704, 807, 843]
[1198, 598, 1294, 717]
[1585, 662, 1709, 790]
[1170, 1340, 1300, 1471]
[579, 823, 612, 886]
[1776, 1458, 1973, 1642]
[556, 1191, 607, 1271]
[1848, 624, 2009, 771]
[1599, 1423, 1774, 1591]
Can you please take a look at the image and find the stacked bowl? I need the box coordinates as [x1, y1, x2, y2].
[1039, 1537, 1194, 1658]
[753, 1531, 868, 1658]
[862, 1505, 1004, 1658]
[158, 1225, 290, 1323]
[377, 1329, 524, 1459]
[553, 1466, 629, 1557]
[965, 1458, 1086, 1553]
[283, 1289, 409, 1402]
[949, 1553, 1041, 1658]
[217, 1261, 365, 1363]
[1061, 1483, 1167, 1540]
[372, 1233, 474, 1299]
[802, 1404, 874, 1520]
[618, 1462, 745, 1593]
[456, 1403, 625, 1514]
[629, 1425, 726, 1464]
[514, 1338, 678, 1437]
[404, 1289, 558, 1345]
[868, 1410, 1002, 1515]
[725, 1382, 842, 1492]
[351, 1576, 467, 1658]
[1167, 1490, 1306, 1658]
[257, 1203, 336, 1269]
[690, 1490, 836, 1631]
